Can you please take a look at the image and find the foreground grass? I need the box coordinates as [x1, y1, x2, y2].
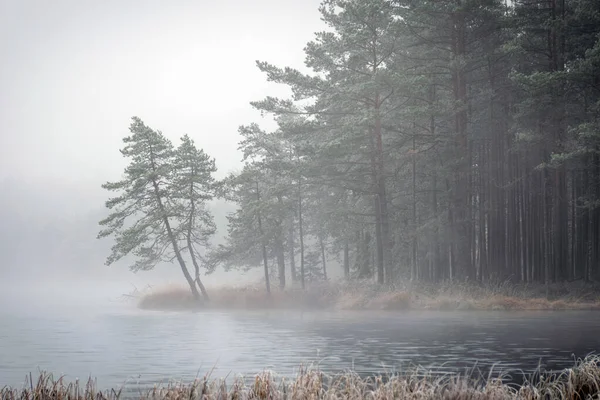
[2, 356, 600, 399]
[136, 280, 600, 312]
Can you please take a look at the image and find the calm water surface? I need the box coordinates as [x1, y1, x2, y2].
[1, 285, 599, 390]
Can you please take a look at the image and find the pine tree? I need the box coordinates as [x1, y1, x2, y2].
[216, 166, 273, 294]
[214, 0, 600, 289]
[238, 123, 295, 289]
[98, 117, 202, 301]
[171, 135, 217, 301]
[252, 0, 406, 284]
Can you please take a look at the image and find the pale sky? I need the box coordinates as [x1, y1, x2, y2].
[0, 0, 323, 195]
[0, 0, 333, 288]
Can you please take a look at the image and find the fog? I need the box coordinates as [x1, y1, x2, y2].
[2, 0, 600, 395]
[0, 0, 322, 294]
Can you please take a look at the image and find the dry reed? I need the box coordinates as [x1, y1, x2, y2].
[136, 280, 600, 312]
[2, 356, 599, 399]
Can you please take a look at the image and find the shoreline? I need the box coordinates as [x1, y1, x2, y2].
[135, 281, 600, 312]
[3, 356, 599, 399]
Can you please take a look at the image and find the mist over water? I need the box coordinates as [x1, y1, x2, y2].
[2, 0, 600, 396]
[1, 286, 599, 390]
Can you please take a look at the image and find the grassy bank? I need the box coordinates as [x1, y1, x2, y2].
[2, 356, 600, 399]
[135, 280, 600, 312]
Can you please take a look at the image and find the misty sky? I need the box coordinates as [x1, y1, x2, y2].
[1, 0, 322, 198]
[0, 0, 330, 289]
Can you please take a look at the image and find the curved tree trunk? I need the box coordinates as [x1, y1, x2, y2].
[148, 146, 200, 301]
[186, 176, 210, 302]
[188, 235, 210, 302]
[156, 184, 200, 301]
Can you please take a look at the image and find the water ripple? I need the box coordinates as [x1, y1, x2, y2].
[1, 307, 599, 389]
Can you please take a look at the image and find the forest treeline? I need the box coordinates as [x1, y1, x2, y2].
[100, 0, 600, 297]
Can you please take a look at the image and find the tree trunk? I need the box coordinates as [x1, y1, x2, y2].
[298, 182, 306, 289]
[358, 231, 372, 279]
[156, 191, 200, 301]
[451, 5, 471, 281]
[429, 82, 441, 282]
[187, 236, 210, 302]
[148, 147, 200, 301]
[542, 168, 549, 297]
[276, 196, 286, 289]
[255, 181, 271, 295]
[374, 94, 392, 283]
[289, 222, 297, 282]
[320, 237, 328, 280]
[477, 142, 486, 282]
[374, 194, 384, 284]
[343, 240, 350, 279]
[276, 242, 286, 289]
[186, 176, 210, 302]
[368, 123, 384, 284]
[411, 132, 418, 281]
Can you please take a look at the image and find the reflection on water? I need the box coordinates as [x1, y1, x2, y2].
[0, 293, 599, 390]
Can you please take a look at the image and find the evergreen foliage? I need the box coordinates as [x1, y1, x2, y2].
[99, 118, 216, 300]
[219, 0, 600, 286]
[102, 0, 600, 290]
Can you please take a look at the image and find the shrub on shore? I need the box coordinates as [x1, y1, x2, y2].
[135, 280, 600, 312]
[2, 356, 599, 399]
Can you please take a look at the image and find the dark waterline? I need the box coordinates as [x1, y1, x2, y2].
[0, 289, 599, 391]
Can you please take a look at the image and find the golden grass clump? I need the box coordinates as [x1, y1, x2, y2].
[135, 279, 600, 312]
[367, 291, 411, 311]
[137, 284, 203, 310]
[2, 356, 600, 399]
[335, 289, 370, 310]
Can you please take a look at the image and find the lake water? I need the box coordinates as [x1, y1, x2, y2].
[1, 284, 599, 391]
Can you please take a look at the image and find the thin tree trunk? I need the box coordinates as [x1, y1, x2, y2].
[412, 132, 417, 281]
[374, 98, 392, 283]
[289, 222, 297, 282]
[479, 142, 487, 283]
[358, 231, 372, 279]
[452, 5, 471, 280]
[276, 195, 286, 289]
[571, 169, 576, 280]
[343, 240, 350, 279]
[320, 237, 328, 280]
[187, 234, 210, 302]
[368, 41, 387, 284]
[155, 186, 199, 301]
[374, 195, 384, 284]
[255, 181, 271, 295]
[276, 242, 286, 289]
[542, 168, 549, 297]
[148, 146, 200, 301]
[518, 159, 526, 282]
[429, 82, 441, 282]
[298, 181, 306, 290]
[186, 172, 210, 302]
[368, 120, 384, 284]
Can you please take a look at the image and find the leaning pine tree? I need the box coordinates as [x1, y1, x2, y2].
[170, 134, 217, 302]
[98, 117, 203, 302]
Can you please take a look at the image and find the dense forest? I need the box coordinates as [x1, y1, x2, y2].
[101, 0, 600, 297]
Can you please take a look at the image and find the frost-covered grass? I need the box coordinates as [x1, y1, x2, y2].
[3, 356, 600, 399]
[135, 280, 600, 312]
